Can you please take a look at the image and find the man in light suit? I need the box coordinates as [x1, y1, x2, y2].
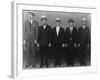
[23, 11, 39, 68]
[77, 18, 90, 66]
[64, 18, 77, 66]
[51, 18, 64, 67]
[37, 16, 51, 68]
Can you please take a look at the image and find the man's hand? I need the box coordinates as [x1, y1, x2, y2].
[48, 43, 51, 47]
[74, 43, 77, 47]
[37, 43, 40, 47]
[23, 40, 26, 45]
[23, 40, 26, 51]
[87, 44, 90, 48]
[64, 44, 68, 47]
[34, 40, 37, 44]
[62, 44, 65, 47]
[78, 43, 80, 47]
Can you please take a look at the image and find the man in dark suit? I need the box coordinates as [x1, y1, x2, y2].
[37, 16, 51, 68]
[51, 18, 64, 67]
[64, 18, 77, 66]
[23, 11, 39, 68]
[77, 18, 90, 66]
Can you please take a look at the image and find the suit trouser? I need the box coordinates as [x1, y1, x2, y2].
[62, 47, 66, 62]
[78, 45, 87, 65]
[54, 47, 61, 66]
[40, 45, 49, 67]
[67, 44, 74, 66]
[25, 40, 36, 66]
[64, 47, 68, 64]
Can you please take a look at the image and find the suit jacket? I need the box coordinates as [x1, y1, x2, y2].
[64, 26, 77, 46]
[78, 26, 90, 46]
[37, 25, 51, 46]
[51, 27, 64, 47]
[24, 19, 39, 42]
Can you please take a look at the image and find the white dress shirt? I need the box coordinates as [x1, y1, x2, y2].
[29, 19, 33, 24]
[70, 26, 73, 33]
[56, 26, 60, 36]
[43, 25, 46, 29]
[69, 26, 73, 41]
[82, 26, 86, 29]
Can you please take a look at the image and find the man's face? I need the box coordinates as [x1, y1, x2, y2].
[41, 19, 47, 25]
[56, 21, 61, 26]
[69, 22, 73, 26]
[81, 21, 87, 26]
[27, 14, 33, 20]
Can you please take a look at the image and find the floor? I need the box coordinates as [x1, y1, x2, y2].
[23, 47, 90, 69]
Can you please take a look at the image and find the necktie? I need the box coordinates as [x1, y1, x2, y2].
[70, 27, 73, 33]
[82, 26, 86, 29]
[29, 22, 31, 30]
[43, 25, 46, 29]
[56, 27, 59, 36]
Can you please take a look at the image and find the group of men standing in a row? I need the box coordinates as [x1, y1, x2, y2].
[23, 11, 90, 68]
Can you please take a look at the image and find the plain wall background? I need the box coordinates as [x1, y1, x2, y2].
[0, 0, 100, 80]
[24, 10, 91, 29]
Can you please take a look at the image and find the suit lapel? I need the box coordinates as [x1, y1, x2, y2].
[58, 27, 61, 36]
[54, 27, 57, 37]
[41, 25, 48, 32]
[69, 27, 74, 34]
[30, 19, 35, 30]
[28, 20, 32, 30]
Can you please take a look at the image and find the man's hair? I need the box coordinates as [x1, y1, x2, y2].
[68, 18, 74, 23]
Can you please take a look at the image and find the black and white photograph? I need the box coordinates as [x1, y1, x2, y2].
[11, 2, 97, 78]
[23, 10, 91, 69]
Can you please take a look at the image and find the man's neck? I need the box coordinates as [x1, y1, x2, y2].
[43, 24, 47, 29]
[69, 26, 73, 29]
[82, 25, 86, 29]
[70, 26, 73, 27]
[29, 19, 33, 22]
[43, 24, 47, 26]
[56, 26, 60, 27]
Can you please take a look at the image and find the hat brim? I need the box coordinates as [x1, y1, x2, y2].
[68, 20, 74, 23]
[28, 12, 35, 16]
[41, 18, 48, 20]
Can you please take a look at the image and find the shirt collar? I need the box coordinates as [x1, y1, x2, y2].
[56, 26, 60, 28]
[82, 26, 86, 29]
[70, 26, 73, 29]
[43, 25, 46, 29]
